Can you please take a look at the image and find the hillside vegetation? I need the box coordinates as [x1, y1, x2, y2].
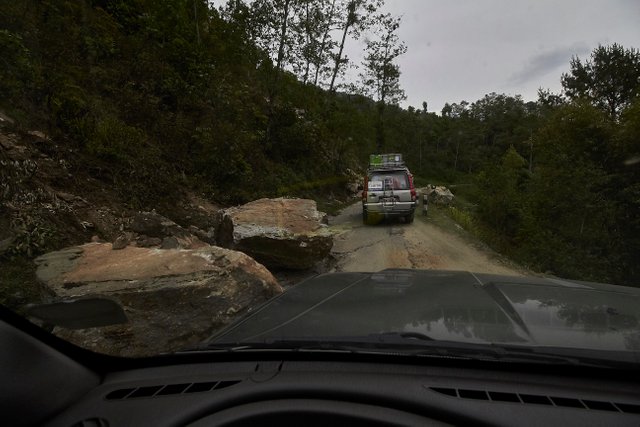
[1, 1, 639, 287]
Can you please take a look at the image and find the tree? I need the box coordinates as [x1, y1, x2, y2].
[289, 0, 339, 85]
[467, 93, 534, 167]
[311, 0, 338, 85]
[537, 88, 564, 110]
[612, 99, 640, 283]
[358, 13, 406, 150]
[359, 14, 406, 105]
[328, 0, 382, 92]
[521, 103, 618, 280]
[561, 43, 640, 120]
[476, 145, 528, 239]
[250, 0, 300, 75]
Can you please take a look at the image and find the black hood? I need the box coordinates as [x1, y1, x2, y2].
[211, 269, 640, 352]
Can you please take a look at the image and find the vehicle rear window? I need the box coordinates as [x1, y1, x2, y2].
[368, 171, 409, 190]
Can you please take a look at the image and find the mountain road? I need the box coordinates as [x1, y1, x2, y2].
[328, 202, 524, 275]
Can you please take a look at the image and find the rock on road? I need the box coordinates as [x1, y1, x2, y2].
[328, 202, 524, 275]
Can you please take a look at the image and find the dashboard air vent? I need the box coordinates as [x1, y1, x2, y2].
[429, 387, 640, 414]
[105, 380, 240, 401]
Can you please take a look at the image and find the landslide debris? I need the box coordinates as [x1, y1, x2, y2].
[215, 197, 333, 270]
[35, 242, 282, 356]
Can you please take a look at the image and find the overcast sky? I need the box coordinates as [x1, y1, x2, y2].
[351, 0, 640, 112]
[212, 1, 640, 113]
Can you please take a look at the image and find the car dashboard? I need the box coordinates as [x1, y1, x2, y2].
[2, 308, 640, 427]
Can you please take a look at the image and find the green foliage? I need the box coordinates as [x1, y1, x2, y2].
[448, 206, 475, 233]
[357, 14, 406, 105]
[475, 146, 528, 240]
[277, 175, 348, 195]
[561, 43, 640, 119]
[87, 116, 145, 162]
[0, 30, 34, 100]
[357, 13, 406, 151]
[7, 214, 55, 258]
[468, 99, 638, 285]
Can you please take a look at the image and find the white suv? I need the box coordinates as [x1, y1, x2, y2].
[362, 155, 417, 224]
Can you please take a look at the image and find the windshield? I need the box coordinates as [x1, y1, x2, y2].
[1, 0, 639, 366]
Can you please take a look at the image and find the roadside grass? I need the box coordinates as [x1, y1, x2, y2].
[444, 185, 518, 257]
[413, 175, 449, 188]
[448, 206, 475, 231]
[415, 179, 481, 234]
[416, 204, 467, 238]
[417, 203, 528, 275]
[416, 182, 530, 274]
[434, 182, 483, 237]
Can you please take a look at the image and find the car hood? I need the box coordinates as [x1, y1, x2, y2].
[210, 269, 640, 352]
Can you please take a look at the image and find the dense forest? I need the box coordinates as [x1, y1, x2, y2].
[1, 0, 639, 286]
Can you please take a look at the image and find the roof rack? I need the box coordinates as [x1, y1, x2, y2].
[369, 153, 405, 169]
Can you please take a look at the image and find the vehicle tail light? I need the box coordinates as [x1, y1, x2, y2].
[362, 176, 368, 200]
[409, 174, 416, 201]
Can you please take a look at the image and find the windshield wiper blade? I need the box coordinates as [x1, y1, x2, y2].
[187, 337, 638, 369]
[491, 345, 640, 369]
[186, 340, 582, 365]
[183, 338, 362, 353]
[390, 343, 637, 369]
[372, 331, 435, 342]
[361, 334, 635, 367]
[194, 334, 434, 352]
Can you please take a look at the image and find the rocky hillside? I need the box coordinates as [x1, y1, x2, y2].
[0, 113, 357, 355]
[0, 111, 352, 312]
[0, 113, 216, 312]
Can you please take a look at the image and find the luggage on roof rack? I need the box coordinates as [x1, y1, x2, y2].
[369, 153, 404, 169]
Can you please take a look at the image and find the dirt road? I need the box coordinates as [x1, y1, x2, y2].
[328, 202, 524, 275]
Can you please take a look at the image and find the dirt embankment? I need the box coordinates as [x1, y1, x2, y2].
[328, 203, 525, 276]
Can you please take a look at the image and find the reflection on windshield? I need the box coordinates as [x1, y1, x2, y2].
[403, 283, 640, 351]
[499, 284, 640, 351]
[219, 271, 640, 352]
[402, 307, 528, 344]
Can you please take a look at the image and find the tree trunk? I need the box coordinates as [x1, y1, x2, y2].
[193, 0, 200, 45]
[329, 18, 349, 92]
[313, 0, 336, 86]
[330, 1, 358, 93]
[375, 102, 385, 152]
[275, 0, 291, 73]
[302, 2, 310, 83]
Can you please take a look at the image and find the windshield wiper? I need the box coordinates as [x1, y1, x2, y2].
[365, 334, 637, 368]
[184, 340, 585, 365]
[186, 335, 638, 369]
[372, 331, 435, 342]
[187, 335, 376, 352]
[190, 332, 434, 352]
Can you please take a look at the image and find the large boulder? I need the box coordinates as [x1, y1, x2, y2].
[34, 242, 282, 357]
[111, 211, 212, 250]
[216, 198, 333, 270]
[422, 186, 455, 206]
[129, 211, 206, 249]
